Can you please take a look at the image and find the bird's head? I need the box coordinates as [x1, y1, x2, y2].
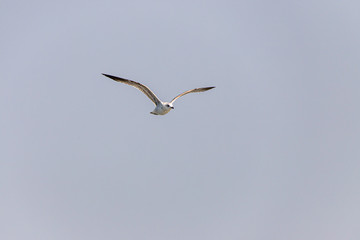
[164, 103, 174, 110]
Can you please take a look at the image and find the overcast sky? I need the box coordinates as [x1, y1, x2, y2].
[1, 0, 360, 239]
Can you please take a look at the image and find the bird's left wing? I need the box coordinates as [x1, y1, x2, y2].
[170, 87, 215, 104]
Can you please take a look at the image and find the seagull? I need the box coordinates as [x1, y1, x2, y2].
[102, 73, 215, 115]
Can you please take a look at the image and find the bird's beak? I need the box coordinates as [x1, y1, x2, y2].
[171, 107, 174, 109]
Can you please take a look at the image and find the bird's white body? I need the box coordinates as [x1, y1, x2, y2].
[102, 73, 214, 115]
[151, 102, 174, 115]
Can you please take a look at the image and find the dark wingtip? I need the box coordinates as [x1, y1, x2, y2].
[102, 73, 118, 81]
[102, 73, 111, 77]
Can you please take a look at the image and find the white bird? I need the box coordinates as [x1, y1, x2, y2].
[103, 73, 215, 115]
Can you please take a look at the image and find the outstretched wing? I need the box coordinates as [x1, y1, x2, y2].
[170, 87, 215, 104]
[102, 73, 161, 106]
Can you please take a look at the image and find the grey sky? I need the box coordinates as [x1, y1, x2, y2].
[1, 0, 360, 239]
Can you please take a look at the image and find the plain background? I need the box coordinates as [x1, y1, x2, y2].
[1, 0, 360, 239]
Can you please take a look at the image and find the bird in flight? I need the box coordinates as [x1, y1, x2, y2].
[102, 73, 215, 115]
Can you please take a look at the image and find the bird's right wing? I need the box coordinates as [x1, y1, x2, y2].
[102, 74, 161, 106]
